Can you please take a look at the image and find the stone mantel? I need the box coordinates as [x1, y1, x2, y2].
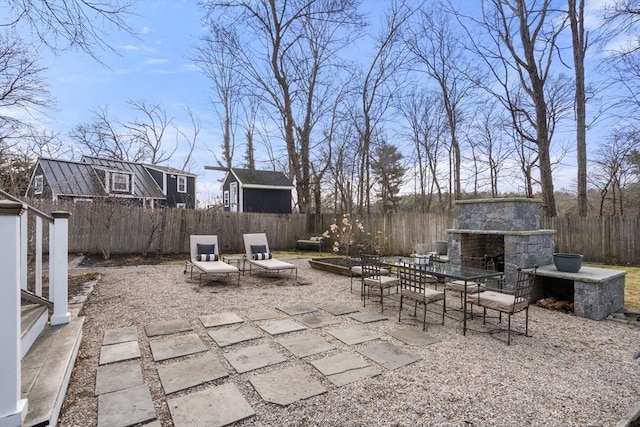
[447, 229, 556, 236]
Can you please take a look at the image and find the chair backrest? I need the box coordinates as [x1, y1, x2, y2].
[360, 254, 382, 279]
[243, 233, 271, 258]
[513, 267, 537, 305]
[190, 235, 220, 259]
[398, 262, 428, 293]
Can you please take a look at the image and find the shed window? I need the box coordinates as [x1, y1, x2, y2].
[223, 190, 230, 207]
[34, 175, 43, 194]
[111, 172, 130, 193]
[176, 203, 186, 209]
[177, 176, 187, 193]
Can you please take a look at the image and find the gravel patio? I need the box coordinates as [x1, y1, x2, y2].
[58, 257, 640, 426]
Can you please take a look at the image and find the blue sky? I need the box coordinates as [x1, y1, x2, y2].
[27, 1, 616, 206]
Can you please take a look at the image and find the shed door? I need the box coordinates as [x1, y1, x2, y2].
[230, 182, 238, 212]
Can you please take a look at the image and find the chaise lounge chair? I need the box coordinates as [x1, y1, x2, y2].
[184, 235, 240, 286]
[242, 233, 297, 279]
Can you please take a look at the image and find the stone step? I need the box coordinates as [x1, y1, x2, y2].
[21, 316, 84, 427]
[21, 305, 48, 359]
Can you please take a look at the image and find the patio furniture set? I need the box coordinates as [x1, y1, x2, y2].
[357, 253, 537, 345]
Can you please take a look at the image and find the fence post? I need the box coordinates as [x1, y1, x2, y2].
[50, 211, 71, 326]
[36, 215, 43, 296]
[0, 200, 29, 426]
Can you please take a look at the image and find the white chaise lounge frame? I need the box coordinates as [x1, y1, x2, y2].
[243, 233, 297, 279]
[184, 235, 240, 285]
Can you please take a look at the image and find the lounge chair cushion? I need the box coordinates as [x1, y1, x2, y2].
[252, 252, 272, 260]
[192, 260, 239, 274]
[197, 254, 219, 262]
[249, 258, 295, 270]
[197, 243, 215, 255]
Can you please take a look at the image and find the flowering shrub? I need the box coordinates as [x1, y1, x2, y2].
[322, 214, 365, 257]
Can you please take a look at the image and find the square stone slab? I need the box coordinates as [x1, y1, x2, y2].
[97, 384, 156, 427]
[95, 360, 143, 395]
[250, 366, 326, 406]
[157, 353, 228, 395]
[277, 334, 335, 358]
[103, 326, 137, 345]
[349, 312, 389, 324]
[199, 312, 244, 328]
[150, 333, 207, 362]
[145, 319, 192, 337]
[319, 304, 359, 316]
[357, 341, 421, 370]
[386, 329, 439, 347]
[326, 327, 378, 345]
[224, 343, 287, 374]
[208, 324, 263, 347]
[99, 341, 140, 365]
[299, 314, 340, 329]
[275, 304, 317, 316]
[310, 353, 380, 386]
[246, 311, 282, 321]
[168, 383, 255, 427]
[257, 319, 307, 336]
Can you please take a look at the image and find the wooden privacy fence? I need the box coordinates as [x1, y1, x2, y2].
[22, 200, 640, 264]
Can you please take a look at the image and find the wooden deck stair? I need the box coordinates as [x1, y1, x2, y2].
[20, 308, 84, 427]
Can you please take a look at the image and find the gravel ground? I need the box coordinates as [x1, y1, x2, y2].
[58, 257, 640, 426]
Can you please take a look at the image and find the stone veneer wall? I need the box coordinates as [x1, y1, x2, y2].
[575, 275, 625, 320]
[448, 198, 556, 291]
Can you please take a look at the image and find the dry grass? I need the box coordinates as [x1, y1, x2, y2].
[588, 263, 640, 312]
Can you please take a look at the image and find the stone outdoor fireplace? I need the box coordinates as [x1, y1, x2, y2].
[447, 198, 555, 295]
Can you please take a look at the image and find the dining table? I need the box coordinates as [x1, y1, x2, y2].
[381, 256, 503, 335]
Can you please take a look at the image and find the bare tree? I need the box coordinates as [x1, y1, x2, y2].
[124, 100, 175, 165]
[404, 3, 479, 204]
[396, 89, 447, 212]
[200, 0, 364, 213]
[568, 0, 589, 216]
[459, 0, 567, 216]
[4, 0, 134, 60]
[193, 26, 241, 169]
[353, 1, 414, 214]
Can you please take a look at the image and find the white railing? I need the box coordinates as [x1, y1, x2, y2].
[0, 194, 70, 427]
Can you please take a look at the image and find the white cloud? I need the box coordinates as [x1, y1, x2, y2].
[141, 58, 169, 66]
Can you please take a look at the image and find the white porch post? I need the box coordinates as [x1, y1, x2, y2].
[35, 216, 43, 296]
[49, 211, 70, 326]
[0, 200, 29, 426]
[20, 210, 27, 291]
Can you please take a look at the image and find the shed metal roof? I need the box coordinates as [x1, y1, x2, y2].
[231, 168, 294, 188]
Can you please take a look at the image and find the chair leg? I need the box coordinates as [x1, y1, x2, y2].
[507, 314, 512, 345]
[414, 301, 418, 316]
[399, 295, 403, 323]
[422, 301, 427, 331]
[483, 307, 487, 324]
[525, 307, 529, 337]
[441, 294, 446, 325]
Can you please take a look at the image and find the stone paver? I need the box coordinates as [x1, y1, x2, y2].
[97, 384, 156, 427]
[326, 326, 378, 345]
[349, 312, 389, 324]
[246, 311, 282, 321]
[319, 304, 359, 316]
[299, 313, 340, 329]
[357, 341, 421, 370]
[277, 334, 335, 358]
[99, 341, 140, 365]
[149, 333, 207, 362]
[103, 326, 137, 345]
[257, 319, 307, 336]
[145, 319, 192, 337]
[224, 343, 287, 373]
[168, 383, 255, 427]
[208, 324, 263, 347]
[249, 366, 326, 406]
[310, 352, 380, 386]
[275, 304, 317, 316]
[199, 312, 244, 328]
[386, 328, 439, 346]
[95, 360, 143, 395]
[157, 353, 228, 394]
